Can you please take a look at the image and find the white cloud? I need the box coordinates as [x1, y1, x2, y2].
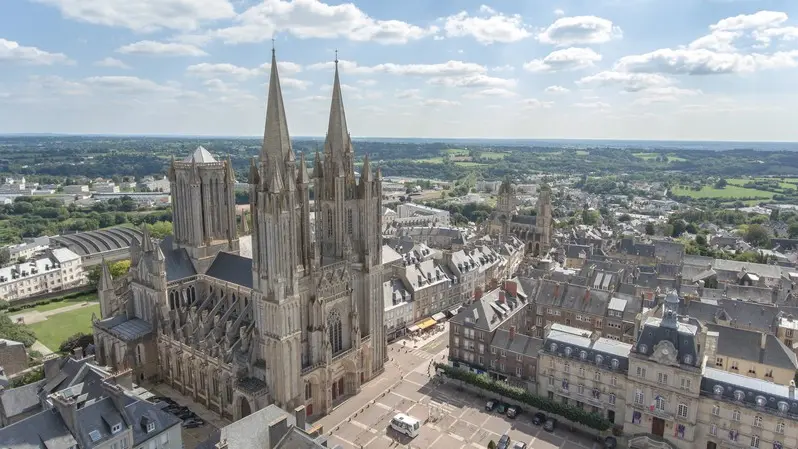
[523, 47, 602, 72]
[34, 0, 236, 32]
[282, 78, 312, 90]
[441, 7, 531, 44]
[537, 16, 622, 46]
[632, 86, 702, 105]
[422, 99, 460, 107]
[554, 9, 565, 17]
[463, 88, 517, 98]
[520, 98, 554, 108]
[116, 40, 207, 56]
[710, 10, 788, 32]
[688, 30, 741, 52]
[94, 57, 130, 69]
[357, 79, 377, 86]
[83, 76, 180, 95]
[753, 26, 798, 47]
[544, 85, 570, 94]
[200, 0, 436, 45]
[577, 71, 674, 92]
[491, 65, 514, 72]
[428, 73, 516, 89]
[396, 89, 421, 99]
[0, 38, 71, 65]
[187, 61, 302, 79]
[615, 48, 798, 75]
[575, 101, 610, 109]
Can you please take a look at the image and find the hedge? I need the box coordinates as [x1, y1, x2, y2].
[5, 291, 93, 313]
[435, 363, 612, 431]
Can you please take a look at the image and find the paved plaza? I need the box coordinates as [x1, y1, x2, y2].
[319, 335, 601, 449]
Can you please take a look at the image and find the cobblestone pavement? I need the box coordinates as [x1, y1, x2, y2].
[320, 338, 600, 449]
[149, 383, 231, 449]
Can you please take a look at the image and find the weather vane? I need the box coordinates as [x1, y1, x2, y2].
[335, 49, 339, 64]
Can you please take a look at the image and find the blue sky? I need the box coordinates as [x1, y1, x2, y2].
[2, 0, 798, 140]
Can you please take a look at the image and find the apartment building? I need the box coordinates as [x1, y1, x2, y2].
[384, 278, 413, 341]
[537, 324, 631, 426]
[0, 247, 85, 301]
[705, 324, 798, 384]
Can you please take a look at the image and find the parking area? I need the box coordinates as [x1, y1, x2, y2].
[325, 363, 600, 449]
[148, 384, 231, 449]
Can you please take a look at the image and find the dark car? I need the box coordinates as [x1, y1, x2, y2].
[512, 443, 528, 449]
[506, 406, 522, 418]
[496, 402, 508, 414]
[543, 418, 557, 432]
[497, 434, 511, 449]
[604, 436, 618, 448]
[182, 418, 205, 428]
[532, 412, 546, 425]
[485, 399, 499, 411]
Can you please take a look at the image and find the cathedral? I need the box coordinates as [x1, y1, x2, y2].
[486, 178, 553, 256]
[92, 49, 385, 421]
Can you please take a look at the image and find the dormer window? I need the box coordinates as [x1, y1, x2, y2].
[734, 390, 745, 402]
[112, 423, 122, 434]
[147, 422, 156, 433]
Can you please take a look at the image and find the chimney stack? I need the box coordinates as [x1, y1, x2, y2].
[72, 347, 84, 360]
[584, 288, 591, 302]
[268, 416, 290, 448]
[475, 286, 483, 301]
[499, 291, 506, 304]
[509, 326, 516, 340]
[554, 282, 561, 298]
[760, 332, 767, 351]
[790, 380, 796, 400]
[504, 280, 518, 297]
[294, 405, 307, 431]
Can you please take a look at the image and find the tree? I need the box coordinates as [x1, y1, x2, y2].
[789, 222, 798, 239]
[685, 223, 698, 234]
[695, 235, 707, 246]
[714, 178, 728, 189]
[88, 260, 131, 287]
[645, 222, 655, 235]
[771, 208, 781, 222]
[618, 214, 631, 222]
[0, 247, 9, 266]
[146, 221, 173, 238]
[58, 333, 95, 355]
[487, 441, 496, 449]
[671, 220, 686, 237]
[744, 224, 771, 248]
[0, 315, 37, 347]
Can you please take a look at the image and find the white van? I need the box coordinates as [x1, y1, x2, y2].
[390, 413, 420, 438]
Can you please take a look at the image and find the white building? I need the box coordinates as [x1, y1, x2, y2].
[0, 248, 85, 301]
[396, 203, 450, 226]
[93, 182, 120, 193]
[63, 185, 90, 194]
[5, 236, 50, 262]
[384, 278, 413, 341]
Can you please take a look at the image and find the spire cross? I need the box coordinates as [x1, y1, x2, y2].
[271, 37, 275, 55]
[334, 49, 339, 65]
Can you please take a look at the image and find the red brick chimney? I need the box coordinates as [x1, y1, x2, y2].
[499, 291, 506, 304]
[554, 282, 561, 298]
[584, 288, 591, 302]
[504, 280, 518, 296]
[475, 286, 483, 301]
[509, 325, 516, 340]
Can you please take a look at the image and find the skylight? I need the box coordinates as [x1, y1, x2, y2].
[89, 430, 102, 442]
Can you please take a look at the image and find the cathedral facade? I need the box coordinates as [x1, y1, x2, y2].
[92, 50, 385, 421]
[486, 178, 553, 256]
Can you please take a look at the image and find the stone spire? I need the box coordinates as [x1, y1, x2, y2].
[141, 224, 154, 252]
[324, 55, 351, 160]
[297, 152, 310, 184]
[312, 151, 323, 178]
[99, 259, 113, 291]
[248, 157, 260, 185]
[261, 46, 292, 162]
[360, 154, 372, 183]
[269, 159, 284, 193]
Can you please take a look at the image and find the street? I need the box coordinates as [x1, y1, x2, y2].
[315, 332, 600, 449]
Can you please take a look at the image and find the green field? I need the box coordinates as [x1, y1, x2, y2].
[480, 152, 506, 160]
[32, 292, 98, 312]
[672, 185, 774, 200]
[455, 161, 488, 167]
[727, 178, 797, 190]
[29, 304, 100, 351]
[444, 148, 470, 156]
[414, 157, 444, 164]
[633, 153, 686, 162]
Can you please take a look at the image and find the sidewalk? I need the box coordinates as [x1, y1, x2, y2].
[400, 321, 449, 349]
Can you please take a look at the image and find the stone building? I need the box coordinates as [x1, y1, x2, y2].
[93, 50, 385, 421]
[486, 178, 552, 256]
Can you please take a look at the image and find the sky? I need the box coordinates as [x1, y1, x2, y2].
[2, 0, 798, 141]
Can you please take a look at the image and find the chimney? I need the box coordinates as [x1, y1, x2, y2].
[106, 368, 134, 390]
[475, 286, 483, 301]
[790, 380, 796, 400]
[43, 355, 62, 381]
[554, 282, 561, 298]
[499, 291, 506, 304]
[294, 405, 307, 431]
[268, 416, 290, 448]
[760, 332, 768, 351]
[504, 280, 518, 297]
[584, 288, 591, 302]
[50, 389, 80, 436]
[72, 347, 84, 360]
[509, 326, 516, 340]
[214, 440, 229, 449]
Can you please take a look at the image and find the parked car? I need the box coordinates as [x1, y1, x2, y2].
[485, 399, 499, 411]
[497, 434, 511, 449]
[543, 418, 557, 432]
[532, 412, 546, 425]
[604, 436, 618, 448]
[182, 418, 205, 428]
[513, 442, 528, 449]
[496, 402, 508, 414]
[506, 406, 522, 418]
[151, 396, 176, 405]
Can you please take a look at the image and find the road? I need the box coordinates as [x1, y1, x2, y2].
[316, 332, 599, 449]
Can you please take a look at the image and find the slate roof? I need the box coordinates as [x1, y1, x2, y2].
[125, 399, 182, 446]
[565, 244, 591, 259]
[681, 298, 780, 333]
[198, 404, 324, 449]
[533, 279, 611, 317]
[510, 215, 537, 226]
[450, 279, 529, 332]
[96, 317, 153, 342]
[705, 324, 798, 370]
[490, 329, 543, 357]
[159, 236, 196, 282]
[0, 405, 78, 449]
[700, 368, 798, 415]
[543, 324, 632, 373]
[635, 316, 701, 368]
[0, 379, 44, 420]
[206, 251, 253, 288]
[653, 240, 684, 264]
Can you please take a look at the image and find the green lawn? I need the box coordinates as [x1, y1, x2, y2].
[455, 161, 488, 167]
[414, 157, 444, 164]
[29, 304, 100, 352]
[633, 152, 686, 162]
[727, 178, 796, 190]
[480, 152, 506, 160]
[672, 185, 774, 200]
[32, 292, 98, 312]
[444, 148, 469, 156]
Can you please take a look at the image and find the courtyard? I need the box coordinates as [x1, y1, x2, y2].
[322, 348, 601, 449]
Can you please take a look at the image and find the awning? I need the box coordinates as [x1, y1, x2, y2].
[415, 318, 437, 330]
[407, 325, 420, 332]
[431, 312, 447, 322]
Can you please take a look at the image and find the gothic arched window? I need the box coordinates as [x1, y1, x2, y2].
[328, 308, 343, 354]
[327, 209, 333, 237]
[347, 209, 353, 234]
